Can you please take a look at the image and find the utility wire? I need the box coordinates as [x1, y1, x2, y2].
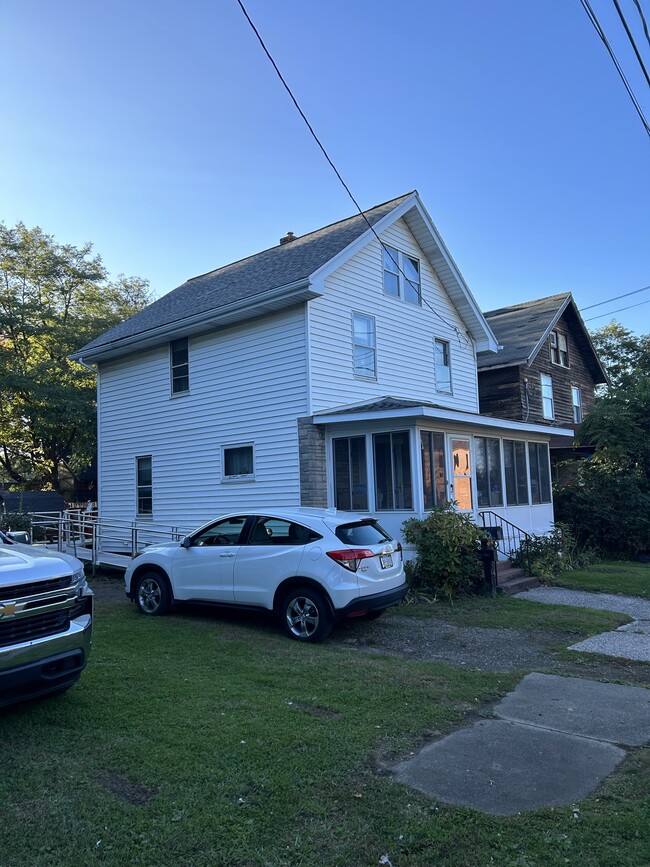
[583, 297, 650, 320]
[235, 0, 471, 348]
[632, 0, 650, 50]
[611, 0, 650, 89]
[579, 0, 650, 137]
[581, 283, 650, 309]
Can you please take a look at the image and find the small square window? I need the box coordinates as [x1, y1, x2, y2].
[223, 444, 254, 480]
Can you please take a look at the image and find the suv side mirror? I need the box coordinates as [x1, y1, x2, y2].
[181, 536, 192, 549]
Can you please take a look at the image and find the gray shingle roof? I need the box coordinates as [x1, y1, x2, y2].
[76, 193, 413, 356]
[477, 293, 572, 369]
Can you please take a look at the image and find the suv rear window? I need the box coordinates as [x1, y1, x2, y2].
[335, 520, 392, 546]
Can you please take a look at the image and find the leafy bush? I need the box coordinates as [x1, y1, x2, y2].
[511, 523, 597, 580]
[402, 504, 484, 600]
[0, 511, 32, 534]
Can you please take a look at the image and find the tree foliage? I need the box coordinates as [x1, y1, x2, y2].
[0, 221, 150, 493]
[554, 323, 650, 556]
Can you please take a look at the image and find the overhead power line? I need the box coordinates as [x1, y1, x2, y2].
[583, 297, 650, 320]
[579, 0, 650, 137]
[631, 0, 650, 50]
[581, 283, 650, 310]
[235, 0, 471, 347]
[611, 0, 650, 89]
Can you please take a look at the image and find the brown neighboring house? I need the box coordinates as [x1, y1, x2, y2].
[477, 293, 608, 476]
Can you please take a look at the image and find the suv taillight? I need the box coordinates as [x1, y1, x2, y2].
[326, 548, 375, 573]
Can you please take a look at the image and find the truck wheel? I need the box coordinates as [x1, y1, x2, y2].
[281, 587, 332, 643]
[135, 571, 172, 616]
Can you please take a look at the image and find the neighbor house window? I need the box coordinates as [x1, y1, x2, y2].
[420, 431, 447, 510]
[170, 337, 189, 394]
[382, 245, 421, 304]
[550, 331, 569, 367]
[373, 431, 413, 510]
[333, 436, 368, 511]
[136, 455, 153, 516]
[540, 373, 554, 419]
[475, 437, 503, 507]
[352, 313, 376, 378]
[503, 440, 529, 505]
[434, 338, 452, 393]
[222, 444, 254, 480]
[528, 442, 552, 504]
[572, 386, 583, 423]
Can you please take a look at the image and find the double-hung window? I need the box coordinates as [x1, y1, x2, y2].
[550, 331, 569, 367]
[420, 431, 447, 510]
[475, 437, 503, 507]
[572, 386, 583, 423]
[373, 431, 413, 510]
[434, 338, 452, 393]
[382, 245, 421, 304]
[503, 440, 529, 505]
[528, 442, 552, 504]
[540, 373, 554, 420]
[352, 313, 376, 378]
[333, 436, 368, 511]
[170, 337, 189, 394]
[136, 456, 153, 516]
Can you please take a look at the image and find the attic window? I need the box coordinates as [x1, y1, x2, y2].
[550, 331, 569, 367]
[382, 246, 421, 305]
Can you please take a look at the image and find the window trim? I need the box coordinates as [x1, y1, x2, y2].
[221, 442, 255, 483]
[381, 245, 422, 305]
[352, 312, 377, 380]
[434, 337, 453, 394]
[170, 337, 190, 396]
[135, 455, 153, 517]
[540, 373, 555, 420]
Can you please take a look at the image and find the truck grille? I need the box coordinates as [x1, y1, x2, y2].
[0, 610, 70, 647]
[0, 575, 72, 601]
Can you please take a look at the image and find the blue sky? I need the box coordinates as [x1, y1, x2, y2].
[2, 0, 649, 334]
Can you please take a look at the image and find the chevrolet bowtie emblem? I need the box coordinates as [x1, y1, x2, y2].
[0, 602, 17, 617]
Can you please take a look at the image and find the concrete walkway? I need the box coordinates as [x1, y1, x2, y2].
[393, 589, 650, 815]
[515, 587, 650, 662]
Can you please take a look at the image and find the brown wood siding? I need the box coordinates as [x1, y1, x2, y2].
[477, 365, 523, 419]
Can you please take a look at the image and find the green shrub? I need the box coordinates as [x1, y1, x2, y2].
[402, 504, 484, 600]
[0, 511, 32, 534]
[511, 523, 597, 580]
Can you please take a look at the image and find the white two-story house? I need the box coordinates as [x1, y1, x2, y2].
[72, 191, 571, 547]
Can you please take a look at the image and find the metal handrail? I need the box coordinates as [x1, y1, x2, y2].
[477, 510, 532, 576]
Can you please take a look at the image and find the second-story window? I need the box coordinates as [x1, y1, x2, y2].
[434, 338, 452, 393]
[572, 386, 583, 423]
[382, 245, 421, 304]
[540, 373, 555, 419]
[550, 331, 569, 367]
[170, 337, 189, 394]
[352, 313, 376, 378]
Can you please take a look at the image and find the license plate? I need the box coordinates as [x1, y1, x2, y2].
[380, 553, 393, 569]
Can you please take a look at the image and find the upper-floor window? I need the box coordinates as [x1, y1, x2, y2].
[136, 455, 153, 516]
[540, 373, 554, 419]
[550, 330, 569, 367]
[572, 386, 583, 423]
[170, 337, 189, 394]
[352, 313, 376, 378]
[434, 338, 452, 393]
[382, 245, 421, 304]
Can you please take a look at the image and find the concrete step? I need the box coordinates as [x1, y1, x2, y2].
[496, 564, 526, 585]
[498, 575, 541, 595]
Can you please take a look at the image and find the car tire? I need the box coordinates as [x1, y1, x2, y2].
[281, 586, 332, 643]
[135, 570, 172, 616]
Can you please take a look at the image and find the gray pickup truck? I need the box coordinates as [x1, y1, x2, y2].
[0, 532, 93, 707]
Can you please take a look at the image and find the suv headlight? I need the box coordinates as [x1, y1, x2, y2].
[72, 567, 86, 587]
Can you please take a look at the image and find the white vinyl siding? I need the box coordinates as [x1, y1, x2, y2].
[97, 308, 308, 527]
[309, 218, 479, 413]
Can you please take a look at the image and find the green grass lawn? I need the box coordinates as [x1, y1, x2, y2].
[1, 594, 649, 866]
[551, 561, 650, 598]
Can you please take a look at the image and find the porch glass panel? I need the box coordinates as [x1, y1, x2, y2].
[373, 431, 412, 511]
[420, 430, 446, 510]
[333, 436, 368, 511]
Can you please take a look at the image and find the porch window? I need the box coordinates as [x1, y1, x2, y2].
[373, 431, 413, 510]
[136, 455, 153, 516]
[475, 437, 503, 507]
[170, 337, 189, 394]
[223, 444, 254, 480]
[528, 442, 552, 504]
[434, 338, 452, 393]
[572, 386, 583, 423]
[420, 431, 447, 510]
[540, 373, 555, 419]
[503, 440, 529, 505]
[352, 313, 376, 378]
[333, 436, 368, 511]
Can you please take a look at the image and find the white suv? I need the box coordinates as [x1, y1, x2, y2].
[124, 509, 407, 642]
